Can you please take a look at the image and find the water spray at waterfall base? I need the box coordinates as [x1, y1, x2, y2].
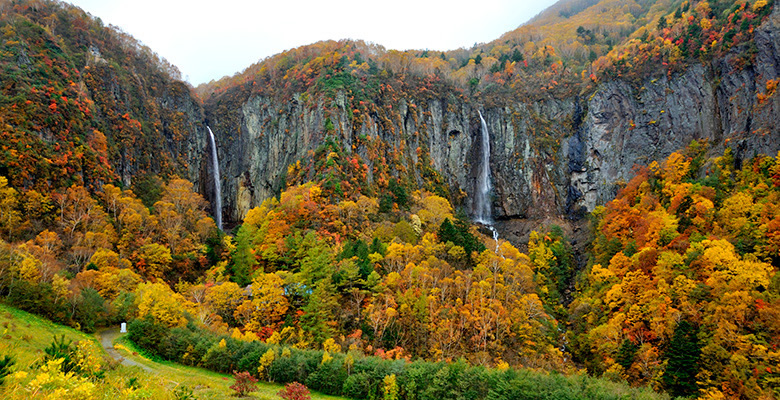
[207, 126, 222, 231]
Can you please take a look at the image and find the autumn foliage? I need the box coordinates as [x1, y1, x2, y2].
[571, 144, 780, 398]
[0, 1, 778, 399]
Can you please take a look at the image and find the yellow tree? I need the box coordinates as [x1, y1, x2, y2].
[116, 190, 154, 255]
[205, 281, 247, 326]
[0, 176, 22, 240]
[153, 177, 211, 255]
[234, 272, 289, 331]
[135, 243, 172, 279]
[134, 282, 191, 327]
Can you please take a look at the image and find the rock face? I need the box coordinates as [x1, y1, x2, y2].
[205, 8, 780, 231]
[83, 44, 208, 191]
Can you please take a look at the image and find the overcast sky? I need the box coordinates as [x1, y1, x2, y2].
[65, 0, 558, 85]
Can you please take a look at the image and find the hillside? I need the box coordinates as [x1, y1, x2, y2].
[0, 0, 778, 399]
[0, 0, 206, 197]
[0, 303, 346, 399]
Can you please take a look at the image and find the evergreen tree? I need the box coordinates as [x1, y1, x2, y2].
[663, 320, 701, 397]
[657, 16, 668, 30]
[300, 278, 338, 344]
[231, 225, 257, 286]
[511, 48, 524, 62]
[437, 218, 486, 266]
[616, 339, 639, 371]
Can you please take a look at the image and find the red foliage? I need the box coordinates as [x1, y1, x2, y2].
[278, 382, 311, 400]
[229, 371, 258, 397]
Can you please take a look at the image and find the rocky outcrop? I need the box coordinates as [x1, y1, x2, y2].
[569, 3, 780, 215]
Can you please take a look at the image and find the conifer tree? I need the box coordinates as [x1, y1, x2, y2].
[662, 320, 701, 397]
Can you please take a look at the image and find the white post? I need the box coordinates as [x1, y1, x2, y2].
[120, 322, 127, 333]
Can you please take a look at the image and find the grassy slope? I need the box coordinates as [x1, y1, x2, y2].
[112, 335, 345, 400]
[0, 304, 344, 400]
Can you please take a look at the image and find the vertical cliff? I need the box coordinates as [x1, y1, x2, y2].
[201, 5, 780, 237]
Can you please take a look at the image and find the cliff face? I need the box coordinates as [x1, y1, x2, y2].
[206, 6, 780, 231]
[82, 49, 208, 188]
[0, 1, 208, 195]
[570, 3, 780, 215]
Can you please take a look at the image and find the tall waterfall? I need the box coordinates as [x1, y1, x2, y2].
[207, 126, 222, 231]
[475, 111, 492, 225]
[475, 111, 499, 246]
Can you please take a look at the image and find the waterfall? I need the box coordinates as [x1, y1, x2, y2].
[207, 126, 222, 231]
[475, 111, 492, 225]
[475, 111, 500, 251]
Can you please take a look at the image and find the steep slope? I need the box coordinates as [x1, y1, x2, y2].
[0, 0, 207, 193]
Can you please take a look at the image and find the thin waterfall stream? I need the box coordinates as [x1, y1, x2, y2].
[475, 111, 500, 253]
[207, 126, 222, 231]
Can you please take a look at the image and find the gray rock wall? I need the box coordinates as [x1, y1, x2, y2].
[205, 8, 780, 227]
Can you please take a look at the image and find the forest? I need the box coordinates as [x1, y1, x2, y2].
[0, 0, 778, 399]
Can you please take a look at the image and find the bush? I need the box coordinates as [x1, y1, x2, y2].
[43, 334, 78, 373]
[160, 327, 194, 361]
[172, 384, 196, 400]
[305, 358, 347, 395]
[398, 360, 442, 397]
[237, 342, 270, 374]
[121, 317, 668, 400]
[230, 370, 258, 397]
[127, 317, 169, 357]
[0, 354, 15, 385]
[278, 382, 311, 400]
[269, 352, 306, 383]
[201, 339, 240, 373]
[342, 372, 373, 399]
[73, 287, 107, 333]
[191, 334, 216, 364]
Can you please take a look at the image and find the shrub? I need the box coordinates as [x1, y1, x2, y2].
[201, 339, 240, 373]
[398, 360, 441, 396]
[161, 327, 195, 361]
[269, 352, 305, 383]
[43, 334, 78, 373]
[230, 370, 258, 397]
[342, 372, 373, 399]
[383, 374, 398, 400]
[73, 287, 107, 333]
[127, 317, 169, 356]
[0, 354, 15, 385]
[304, 357, 347, 395]
[237, 342, 270, 374]
[278, 382, 311, 400]
[172, 384, 196, 400]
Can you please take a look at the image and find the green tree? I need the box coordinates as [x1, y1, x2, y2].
[511, 48, 524, 62]
[298, 232, 333, 285]
[616, 339, 639, 371]
[438, 218, 485, 265]
[230, 224, 257, 286]
[300, 279, 338, 344]
[657, 16, 668, 30]
[662, 320, 701, 397]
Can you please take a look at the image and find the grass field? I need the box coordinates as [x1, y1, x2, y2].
[0, 304, 345, 399]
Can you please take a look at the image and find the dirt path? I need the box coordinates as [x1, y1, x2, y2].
[98, 327, 154, 373]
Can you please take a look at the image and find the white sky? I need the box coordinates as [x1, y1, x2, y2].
[65, 0, 558, 85]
